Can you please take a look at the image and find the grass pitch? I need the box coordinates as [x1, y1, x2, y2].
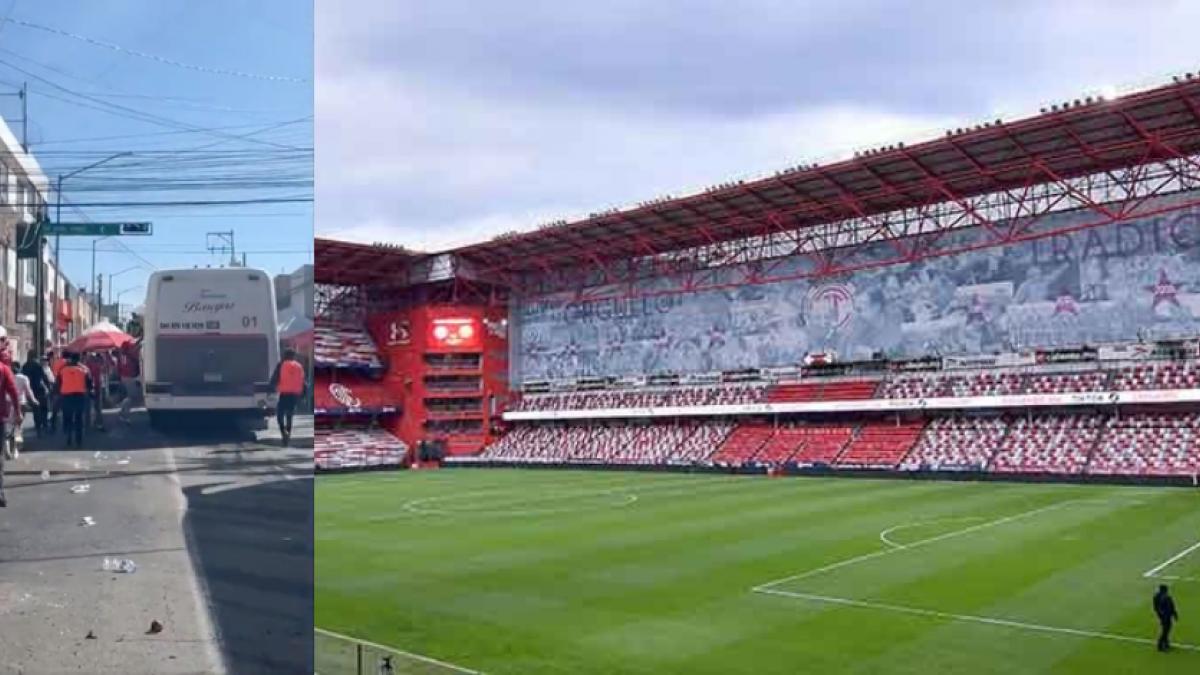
[316, 469, 1200, 674]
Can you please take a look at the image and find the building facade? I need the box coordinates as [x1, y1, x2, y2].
[1, 115, 97, 355]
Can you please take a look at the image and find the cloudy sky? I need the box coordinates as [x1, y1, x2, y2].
[316, 0, 1199, 252]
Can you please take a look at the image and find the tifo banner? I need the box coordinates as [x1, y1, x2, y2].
[516, 192, 1200, 380]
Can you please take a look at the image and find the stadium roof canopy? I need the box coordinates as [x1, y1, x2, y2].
[317, 77, 1200, 295]
[314, 237, 425, 285]
[446, 77, 1200, 277]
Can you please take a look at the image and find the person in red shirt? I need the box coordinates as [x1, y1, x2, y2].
[117, 342, 141, 424]
[0, 329, 25, 508]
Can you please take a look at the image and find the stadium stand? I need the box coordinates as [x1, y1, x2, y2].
[315, 426, 409, 470]
[512, 384, 766, 412]
[900, 416, 1008, 471]
[753, 425, 810, 464]
[989, 414, 1101, 474]
[711, 423, 774, 465]
[767, 379, 880, 403]
[1112, 361, 1200, 391]
[1088, 413, 1200, 476]
[314, 322, 384, 370]
[835, 421, 926, 469]
[670, 421, 735, 463]
[790, 426, 855, 466]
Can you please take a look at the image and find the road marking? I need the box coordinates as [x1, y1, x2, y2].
[755, 588, 1200, 651]
[754, 500, 1075, 592]
[1144, 540, 1200, 579]
[315, 626, 484, 674]
[167, 446, 229, 675]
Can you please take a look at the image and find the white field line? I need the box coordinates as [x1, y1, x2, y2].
[755, 588, 1200, 652]
[878, 517, 985, 550]
[397, 474, 751, 518]
[753, 500, 1076, 592]
[315, 626, 484, 674]
[1143, 540, 1200, 579]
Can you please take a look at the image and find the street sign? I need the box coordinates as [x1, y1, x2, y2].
[43, 222, 153, 236]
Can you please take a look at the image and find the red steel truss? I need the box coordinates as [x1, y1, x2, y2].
[442, 78, 1200, 300]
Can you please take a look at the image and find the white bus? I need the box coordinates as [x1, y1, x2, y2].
[142, 267, 280, 429]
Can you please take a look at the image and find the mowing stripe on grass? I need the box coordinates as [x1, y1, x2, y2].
[754, 499, 1076, 591]
[315, 627, 484, 674]
[1143, 540, 1200, 578]
[754, 588, 1200, 652]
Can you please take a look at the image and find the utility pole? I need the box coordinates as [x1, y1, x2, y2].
[96, 274, 103, 322]
[206, 230, 237, 266]
[19, 82, 27, 152]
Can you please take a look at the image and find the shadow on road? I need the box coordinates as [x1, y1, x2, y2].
[183, 476, 314, 674]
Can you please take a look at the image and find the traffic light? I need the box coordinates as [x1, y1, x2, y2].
[120, 222, 153, 235]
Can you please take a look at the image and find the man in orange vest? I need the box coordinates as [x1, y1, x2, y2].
[269, 348, 306, 446]
[56, 352, 92, 449]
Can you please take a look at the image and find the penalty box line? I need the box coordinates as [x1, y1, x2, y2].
[1143, 540, 1200, 580]
[753, 500, 1076, 593]
[755, 588, 1200, 652]
[315, 627, 484, 674]
[751, 499, 1200, 652]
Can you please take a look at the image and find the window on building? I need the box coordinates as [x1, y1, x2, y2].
[0, 163, 7, 205]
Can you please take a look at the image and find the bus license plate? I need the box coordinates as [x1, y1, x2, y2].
[203, 373, 224, 383]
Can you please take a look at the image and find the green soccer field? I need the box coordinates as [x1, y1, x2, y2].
[315, 469, 1200, 674]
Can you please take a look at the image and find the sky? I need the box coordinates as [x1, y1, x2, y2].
[0, 0, 312, 311]
[315, 0, 1200, 253]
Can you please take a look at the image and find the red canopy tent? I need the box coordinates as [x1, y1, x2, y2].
[66, 320, 134, 353]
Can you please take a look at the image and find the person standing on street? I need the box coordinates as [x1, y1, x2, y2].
[56, 352, 92, 449]
[48, 348, 64, 433]
[1155, 584, 1180, 652]
[9, 358, 35, 458]
[22, 350, 50, 435]
[117, 341, 141, 424]
[269, 348, 306, 446]
[0, 330, 25, 507]
[85, 352, 106, 432]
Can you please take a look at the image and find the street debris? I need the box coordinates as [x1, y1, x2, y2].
[101, 557, 137, 574]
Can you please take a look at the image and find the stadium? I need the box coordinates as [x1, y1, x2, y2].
[315, 75, 1200, 673]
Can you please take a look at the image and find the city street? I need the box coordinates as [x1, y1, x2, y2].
[0, 408, 313, 674]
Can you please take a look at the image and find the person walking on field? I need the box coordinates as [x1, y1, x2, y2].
[269, 348, 306, 447]
[0, 329, 25, 507]
[57, 352, 92, 449]
[1155, 584, 1180, 652]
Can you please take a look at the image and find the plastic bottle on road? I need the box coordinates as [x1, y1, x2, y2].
[102, 557, 137, 573]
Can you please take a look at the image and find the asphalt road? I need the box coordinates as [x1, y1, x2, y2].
[0, 407, 313, 674]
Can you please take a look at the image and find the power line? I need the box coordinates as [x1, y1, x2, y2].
[3, 18, 309, 84]
[0, 57, 303, 149]
[59, 196, 312, 207]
